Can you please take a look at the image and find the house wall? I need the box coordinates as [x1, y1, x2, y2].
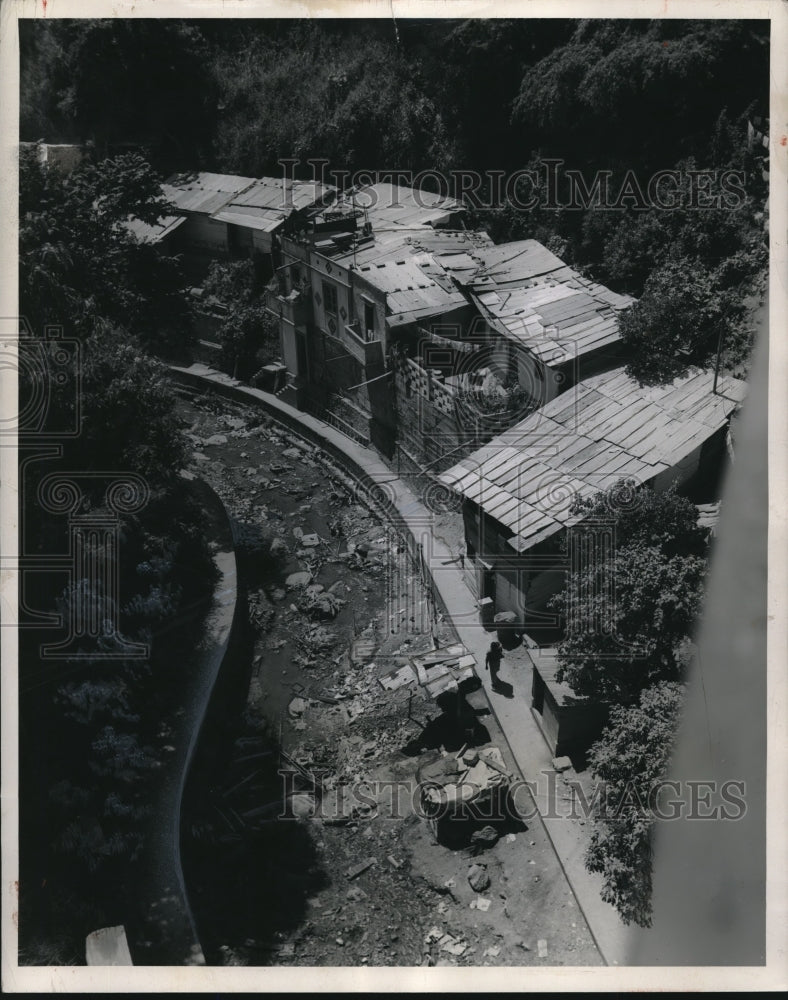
[393, 357, 485, 471]
[531, 667, 609, 757]
[180, 214, 230, 253]
[350, 274, 388, 352]
[310, 253, 353, 336]
[460, 425, 728, 625]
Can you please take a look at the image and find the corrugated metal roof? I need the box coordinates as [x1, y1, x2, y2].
[124, 214, 187, 244]
[471, 263, 635, 364]
[439, 366, 747, 551]
[212, 177, 336, 230]
[354, 255, 468, 321]
[162, 172, 258, 215]
[326, 183, 466, 233]
[163, 172, 334, 223]
[471, 240, 566, 288]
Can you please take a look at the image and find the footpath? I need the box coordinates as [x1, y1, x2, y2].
[171, 362, 651, 966]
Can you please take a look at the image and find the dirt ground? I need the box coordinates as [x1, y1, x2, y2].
[177, 391, 602, 967]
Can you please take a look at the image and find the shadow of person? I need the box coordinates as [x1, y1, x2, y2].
[491, 680, 514, 698]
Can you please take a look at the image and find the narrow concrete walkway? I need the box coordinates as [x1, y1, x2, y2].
[133, 475, 239, 966]
[171, 363, 647, 965]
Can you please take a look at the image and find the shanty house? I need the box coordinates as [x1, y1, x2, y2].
[264, 182, 479, 447]
[461, 240, 634, 408]
[439, 365, 746, 623]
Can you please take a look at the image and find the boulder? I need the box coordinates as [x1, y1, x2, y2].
[470, 825, 499, 850]
[468, 863, 490, 893]
[285, 571, 312, 589]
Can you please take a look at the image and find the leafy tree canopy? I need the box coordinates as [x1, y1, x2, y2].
[585, 680, 685, 927]
[551, 482, 708, 703]
[20, 147, 194, 358]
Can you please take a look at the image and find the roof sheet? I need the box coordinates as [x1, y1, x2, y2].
[325, 182, 466, 233]
[439, 366, 746, 550]
[354, 255, 468, 321]
[162, 172, 258, 215]
[212, 177, 336, 230]
[471, 265, 635, 364]
[124, 214, 187, 244]
[471, 240, 566, 287]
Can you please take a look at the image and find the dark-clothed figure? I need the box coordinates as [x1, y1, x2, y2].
[485, 641, 504, 690]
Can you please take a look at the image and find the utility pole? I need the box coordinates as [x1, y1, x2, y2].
[713, 327, 725, 395]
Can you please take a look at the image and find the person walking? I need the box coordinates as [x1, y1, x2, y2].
[485, 640, 504, 691]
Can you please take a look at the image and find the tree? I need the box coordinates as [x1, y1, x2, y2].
[585, 681, 684, 927]
[20, 19, 217, 172]
[550, 482, 707, 703]
[202, 259, 279, 380]
[19, 147, 195, 357]
[619, 255, 751, 385]
[567, 480, 708, 557]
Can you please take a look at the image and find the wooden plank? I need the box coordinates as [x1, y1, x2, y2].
[439, 462, 472, 488]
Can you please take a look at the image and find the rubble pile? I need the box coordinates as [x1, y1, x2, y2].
[179, 394, 600, 969]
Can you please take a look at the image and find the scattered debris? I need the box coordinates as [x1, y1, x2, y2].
[483, 945, 501, 958]
[552, 756, 573, 773]
[470, 897, 491, 912]
[346, 857, 377, 880]
[438, 934, 467, 956]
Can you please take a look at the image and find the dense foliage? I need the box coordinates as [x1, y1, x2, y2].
[550, 483, 708, 704]
[20, 147, 195, 360]
[585, 681, 685, 928]
[20, 17, 769, 381]
[201, 260, 280, 380]
[18, 145, 215, 962]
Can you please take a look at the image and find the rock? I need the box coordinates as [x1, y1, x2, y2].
[293, 526, 304, 540]
[470, 897, 491, 912]
[270, 538, 289, 558]
[203, 434, 228, 446]
[483, 945, 500, 957]
[347, 886, 368, 902]
[192, 451, 209, 462]
[285, 571, 312, 589]
[537, 939, 548, 959]
[288, 793, 316, 818]
[301, 533, 320, 547]
[552, 756, 573, 772]
[288, 697, 308, 718]
[468, 864, 490, 893]
[470, 825, 499, 850]
[304, 591, 343, 620]
[283, 447, 302, 459]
